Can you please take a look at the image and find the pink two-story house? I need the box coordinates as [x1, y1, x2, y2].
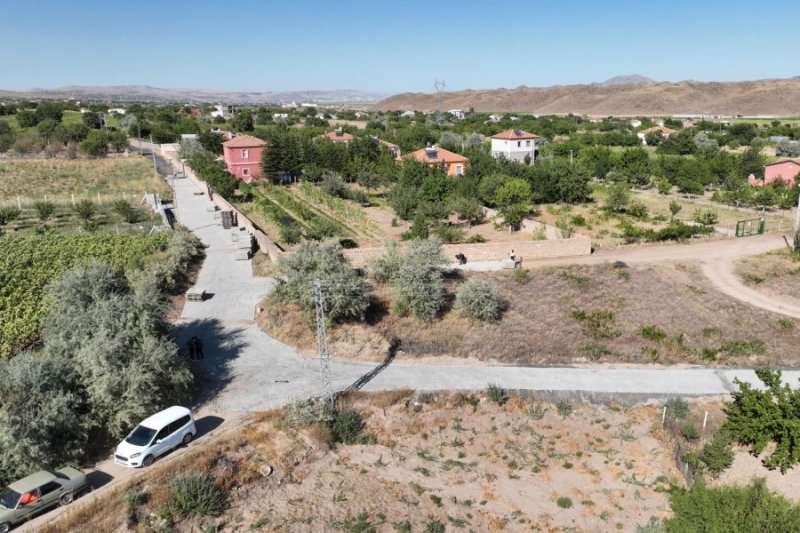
[222, 135, 266, 182]
[748, 159, 800, 188]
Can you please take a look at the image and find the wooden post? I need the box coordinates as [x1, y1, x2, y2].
[17, 196, 21, 209]
[702, 411, 708, 430]
[71, 193, 75, 206]
[662, 405, 667, 426]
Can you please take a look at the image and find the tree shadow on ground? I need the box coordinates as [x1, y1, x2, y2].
[170, 318, 251, 408]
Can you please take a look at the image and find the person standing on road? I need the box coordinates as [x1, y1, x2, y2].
[187, 338, 196, 360]
[194, 337, 204, 360]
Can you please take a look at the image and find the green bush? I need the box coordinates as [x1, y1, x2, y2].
[665, 397, 690, 421]
[279, 221, 302, 245]
[432, 224, 466, 244]
[73, 199, 96, 221]
[635, 517, 664, 533]
[664, 478, 800, 532]
[486, 384, 508, 406]
[466, 233, 487, 243]
[113, 200, 143, 224]
[331, 407, 364, 444]
[394, 240, 448, 322]
[0, 206, 21, 226]
[699, 431, 734, 478]
[627, 200, 649, 219]
[168, 473, 224, 518]
[556, 496, 573, 509]
[34, 201, 56, 221]
[681, 421, 700, 441]
[424, 516, 445, 533]
[455, 278, 504, 322]
[641, 325, 667, 342]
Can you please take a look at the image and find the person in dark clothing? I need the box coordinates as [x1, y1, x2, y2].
[194, 337, 204, 360]
[187, 338, 196, 360]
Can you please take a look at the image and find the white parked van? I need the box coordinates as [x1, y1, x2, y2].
[114, 406, 196, 468]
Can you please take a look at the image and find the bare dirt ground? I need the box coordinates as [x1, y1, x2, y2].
[260, 262, 800, 366]
[735, 248, 800, 305]
[36, 392, 682, 533]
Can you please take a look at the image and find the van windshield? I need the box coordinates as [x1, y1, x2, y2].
[0, 487, 20, 509]
[125, 425, 157, 447]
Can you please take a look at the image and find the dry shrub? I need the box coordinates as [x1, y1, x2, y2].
[505, 396, 527, 412]
[301, 423, 334, 451]
[36, 484, 131, 533]
[257, 301, 316, 349]
[364, 388, 414, 409]
[252, 407, 286, 424]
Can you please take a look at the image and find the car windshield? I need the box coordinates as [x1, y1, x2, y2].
[0, 487, 20, 509]
[125, 425, 157, 447]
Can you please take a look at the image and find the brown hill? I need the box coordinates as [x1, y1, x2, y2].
[374, 79, 800, 116]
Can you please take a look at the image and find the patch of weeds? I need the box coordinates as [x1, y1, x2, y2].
[701, 327, 722, 337]
[641, 325, 667, 342]
[563, 461, 574, 469]
[616, 269, 631, 281]
[458, 393, 479, 411]
[642, 346, 659, 361]
[332, 492, 347, 502]
[615, 422, 636, 442]
[374, 455, 387, 467]
[448, 516, 469, 528]
[556, 496, 573, 509]
[777, 318, 795, 330]
[442, 459, 468, 471]
[168, 472, 224, 518]
[513, 267, 531, 284]
[416, 448, 437, 462]
[561, 271, 590, 290]
[125, 489, 146, 507]
[429, 494, 443, 507]
[410, 483, 425, 496]
[424, 516, 446, 533]
[418, 392, 436, 404]
[665, 397, 689, 421]
[581, 500, 595, 506]
[720, 339, 765, 357]
[681, 421, 700, 440]
[448, 438, 465, 448]
[584, 343, 615, 360]
[486, 384, 509, 406]
[414, 467, 432, 477]
[556, 401, 573, 419]
[421, 432, 428, 440]
[392, 521, 412, 533]
[331, 512, 376, 533]
[745, 273, 765, 284]
[399, 495, 419, 506]
[527, 402, 547, 419]
[600, 511, 611, 521]
[623, 473, 648, 487]
[572, 309, 620, 339]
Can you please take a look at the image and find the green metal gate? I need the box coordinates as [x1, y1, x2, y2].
[735, 218, 765, 237]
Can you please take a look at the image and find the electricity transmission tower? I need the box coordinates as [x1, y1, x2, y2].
[313, 279, 334, 407]
[434, 79, 446, 123]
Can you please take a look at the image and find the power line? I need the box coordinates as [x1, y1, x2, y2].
[434, 79, 446, 124]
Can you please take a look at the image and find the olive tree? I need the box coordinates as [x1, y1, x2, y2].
[455, 278, 504, 321]
[394, 239, 448, 322]
[275, 241, 370, 322]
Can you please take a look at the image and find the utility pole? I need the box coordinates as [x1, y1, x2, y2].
[149, 134, 157, 175]
[314, 279, 333, 407]
[794, 190, 800, 233]
[434, 79, 446, 124]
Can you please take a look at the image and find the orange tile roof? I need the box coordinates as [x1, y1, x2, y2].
[223, 135, 266, 148]
[377, 138, 399, 150]
[639, 126, 677, 136]
[322, 130, 354, 142]
[404, 145, 468, 165]
[764, 158, 800, 167]
[491, 129, 539, 140]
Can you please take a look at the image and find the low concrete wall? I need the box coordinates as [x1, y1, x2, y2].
[342, 234, 592, 267]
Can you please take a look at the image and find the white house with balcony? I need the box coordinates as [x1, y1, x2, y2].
[490, 129, 540, 163]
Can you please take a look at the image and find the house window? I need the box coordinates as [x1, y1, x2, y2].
[242, 149, 249, 160]
[517, 141, 521, 147]
[242, 168, 250, 176]
[526, 140, 531, 147]
[455, 165, 464, 175]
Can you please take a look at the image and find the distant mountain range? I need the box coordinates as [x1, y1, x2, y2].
[0, 85, 387, 105]
[599, 75, 656, 85]
[374, 77, 800, 116]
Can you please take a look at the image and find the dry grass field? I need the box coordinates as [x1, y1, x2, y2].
[735, 248, 800, 305]
[260, 262, 800, 366]
[0, 156, 169, 205]
[37, 392, 687, 533]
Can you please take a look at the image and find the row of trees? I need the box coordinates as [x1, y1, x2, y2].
[0, 249, 198, 484]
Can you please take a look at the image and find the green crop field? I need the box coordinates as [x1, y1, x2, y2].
[0, 232, 170, 358]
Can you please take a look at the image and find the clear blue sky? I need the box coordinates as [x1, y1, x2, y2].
[2, 0, 799, 95]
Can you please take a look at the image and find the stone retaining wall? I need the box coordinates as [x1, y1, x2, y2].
[342, 234, 592, 267]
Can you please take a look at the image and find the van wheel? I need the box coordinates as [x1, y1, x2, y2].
[142, 455, 155, 467]
[182, 433, 193, 446]
[59, 492, 73, 506]
[0, 522, 11, 533]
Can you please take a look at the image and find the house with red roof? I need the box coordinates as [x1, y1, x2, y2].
[222, 135, 266, 182]
[748, 159, 800, 188]
[637, 126, 677, 145]
[320, 128, 353, 143]
[490, 129, 540, 163]
[403, 145, 468, 176]
[371, 136, 402, 159]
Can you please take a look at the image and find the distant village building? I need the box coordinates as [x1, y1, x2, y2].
[370, 136, 402, 159]
[222, 135, 266, 182]
[488, 114, 504, 123]
[448, 109, 465, 120]
[637, 126, 677, 145]
[682, 120, 697, 129]
[400, 110, 416, 118]
[107, 108, 126, 115]
[403, 145, 468, 176]
[273, 113, 289, 120]
[629, 119, 642, 128]
[748, 159, 800, 188]
[490, 129, 540, 163]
